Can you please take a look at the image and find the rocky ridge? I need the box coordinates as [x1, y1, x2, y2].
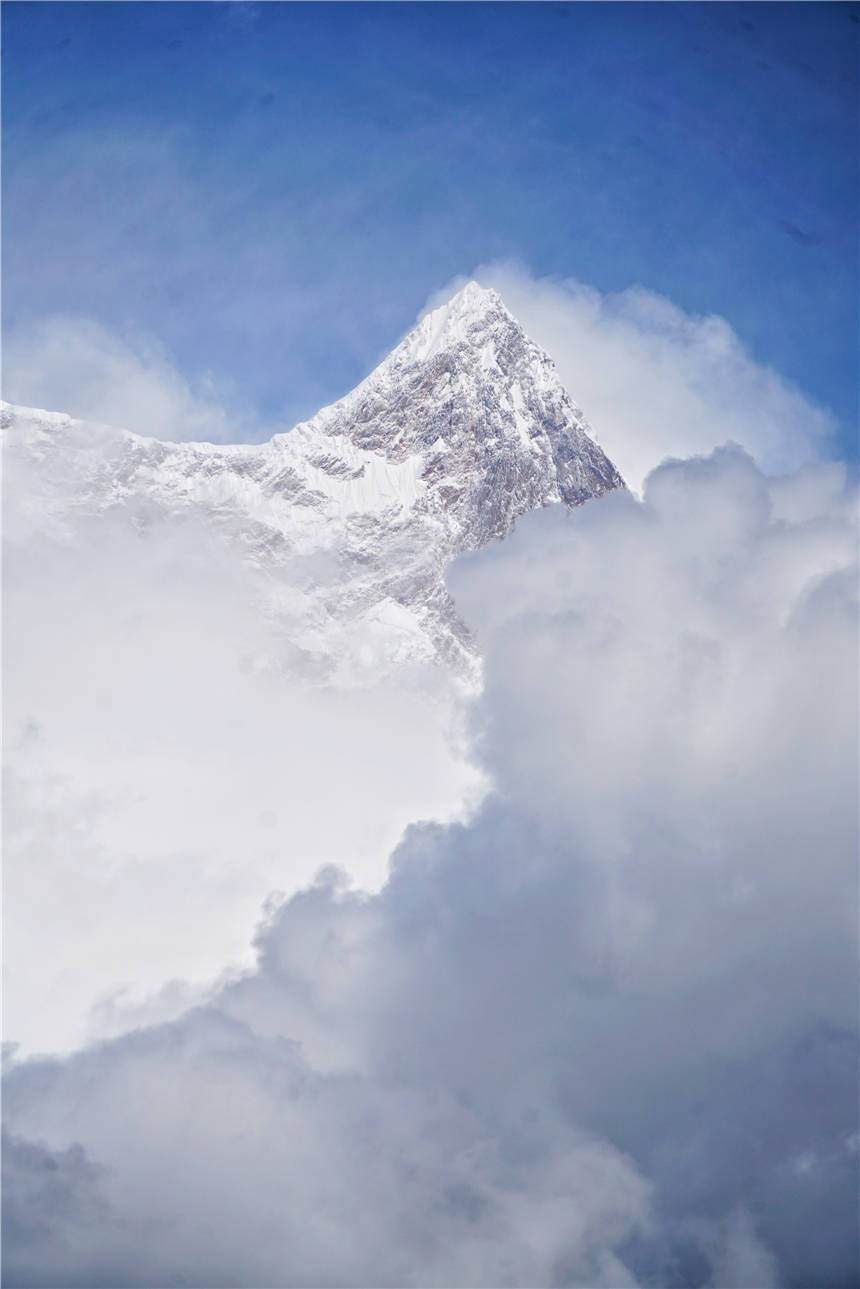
[3, 282, 623, 683]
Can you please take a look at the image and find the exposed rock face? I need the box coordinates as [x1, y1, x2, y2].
[3, 282, 623, 682]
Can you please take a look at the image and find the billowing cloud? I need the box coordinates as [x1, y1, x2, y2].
[14, 256, 838, 1060]
[3, 471, 482, 1056]
[2, 315, 252, 443]
[4, 448, 856, 1287]
[424, 265, 838, 492]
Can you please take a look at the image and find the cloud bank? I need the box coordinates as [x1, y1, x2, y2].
[7, 263, 842, 1063]
[3, 472, 481, 1056]
[5, 448, 856, 1287]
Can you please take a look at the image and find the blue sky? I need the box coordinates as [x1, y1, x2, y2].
[3, 2, 858, 456]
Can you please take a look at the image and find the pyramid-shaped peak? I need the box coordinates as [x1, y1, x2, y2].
[446, 279, 505, 311]
[422, 279, 511, 329]
[402, 280, 521, 367]
[290, 272, 623, 516]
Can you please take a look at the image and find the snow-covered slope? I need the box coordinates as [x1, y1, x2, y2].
[3, 282, 623, 683]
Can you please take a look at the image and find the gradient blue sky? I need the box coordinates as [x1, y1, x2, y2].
[4, 1, 858, 455]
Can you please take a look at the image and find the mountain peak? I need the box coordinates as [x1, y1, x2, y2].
[281, 277, 624, 561]
[4, 284, 624, 679]
[403, 280, 514, 366]
[434, 278, 506, 319]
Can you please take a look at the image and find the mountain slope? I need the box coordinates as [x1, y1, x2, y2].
[3, 282, 623, 682]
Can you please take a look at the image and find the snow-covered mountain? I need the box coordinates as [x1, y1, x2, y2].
[5, 281, 622, 1054]
[3, 282, 622, 683]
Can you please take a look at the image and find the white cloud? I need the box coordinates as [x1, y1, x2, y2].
[3, 315, 250, 443]
[704, 1210, 781, 1289]
[2, 270, 854, 1284]
[4, 448, 857, 1287]
[424, 264, 838, 492]
[3, 482, 482, 1056]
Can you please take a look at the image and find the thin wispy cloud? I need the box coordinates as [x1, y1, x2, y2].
[4, 4, 857, 444]
[4, 315, 248, 443]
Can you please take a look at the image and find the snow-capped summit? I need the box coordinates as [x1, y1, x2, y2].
[279, 278, 621, 549]
[397, 281, 508, 363]
[3, 284, 623, 681]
